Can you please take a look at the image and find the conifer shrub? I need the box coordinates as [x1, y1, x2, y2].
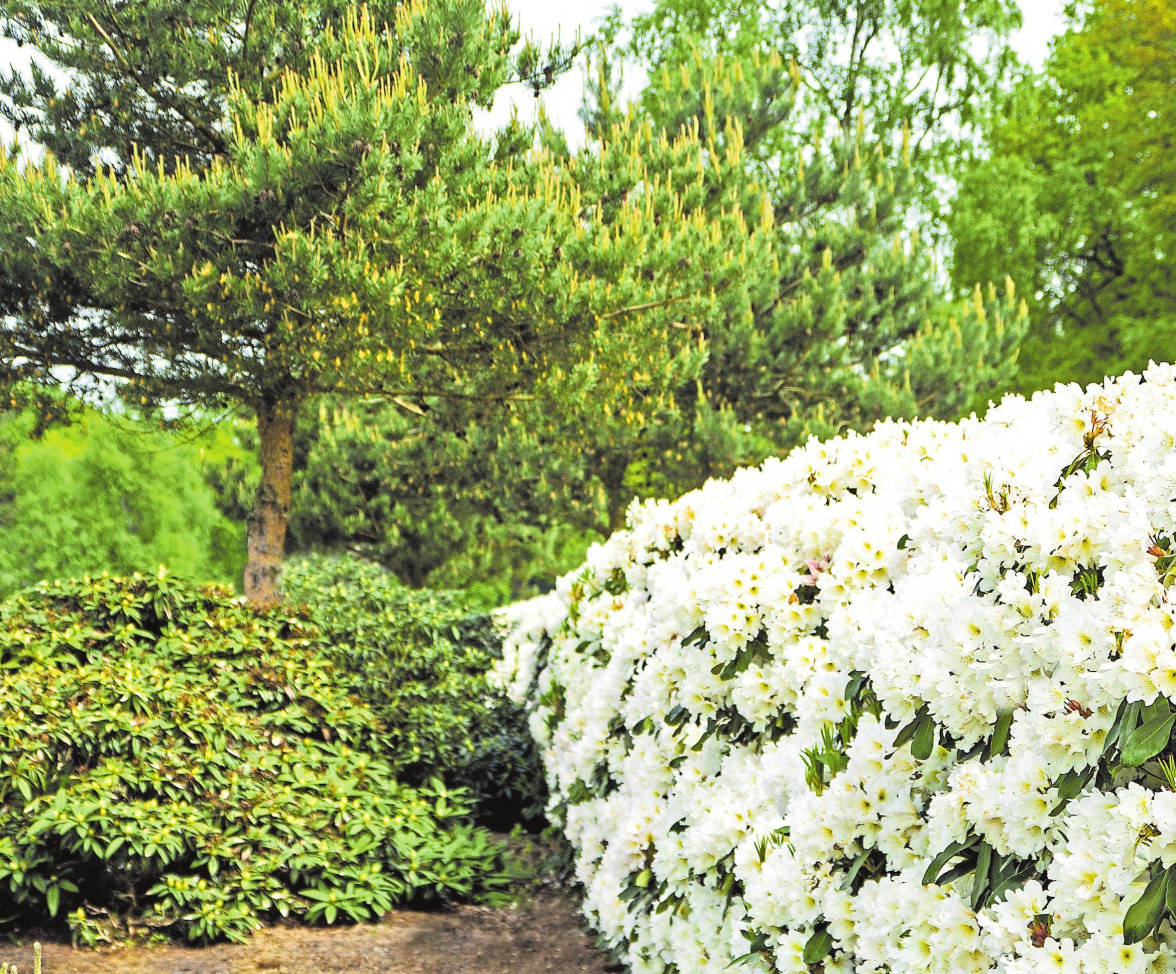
[283, 554, 546, 828]
[0, 572, 509, 944]
[502, 366, 1176, 973]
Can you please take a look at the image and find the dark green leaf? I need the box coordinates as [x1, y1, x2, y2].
[922, 836, 979, 886]
[987, 710, 1014, 759]
[911, 714, 936, 761]
[839, 849, 872, 891]
[845, 671, 868, 702]
[1106, 701, 1142, 754]
[1121, 713, 1176, 767]
[894, 705, 929, 750]
[802, 928, 833, 966]
[1124, 868, 1168, 945]
[1143, 697, 1173, 725]
[971, 842, 993, 910]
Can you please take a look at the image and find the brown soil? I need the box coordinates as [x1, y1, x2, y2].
[0, 889, 619, 974]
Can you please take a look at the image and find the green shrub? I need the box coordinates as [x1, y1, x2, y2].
[282, 554, 545, 828]
[0, 572, 509, 944]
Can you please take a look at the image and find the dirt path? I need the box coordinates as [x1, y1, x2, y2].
[0, 890, 619, 974]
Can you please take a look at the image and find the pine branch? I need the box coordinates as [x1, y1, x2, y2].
[87, 8, 226, 156]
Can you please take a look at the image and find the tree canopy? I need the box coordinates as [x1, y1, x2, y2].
[603, 0, 1022, 183]
[949, 0, 1176, 393]
[0, 407, 248, 596]
[578, 0, 1027, 520]
[0, 0, 769, 603]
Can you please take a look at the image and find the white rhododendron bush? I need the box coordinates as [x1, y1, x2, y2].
[498, 366, 1176, 974]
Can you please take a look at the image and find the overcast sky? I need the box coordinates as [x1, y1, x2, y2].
[483, 0, 1071, 146]
[0, 1, 1069, 153]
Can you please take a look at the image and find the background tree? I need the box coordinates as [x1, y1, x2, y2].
[575, 1, 1026, 523]
[607, 0, 1022, 209]
[285, 0, 1029, 573]
[0, 0, 769, 604]
[287, 395, 596, 599]
[949, 0, 1176, 394]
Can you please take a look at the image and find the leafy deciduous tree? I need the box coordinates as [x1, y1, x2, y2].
[949, 0, 1176, 393]
[0, 407, 248, 595]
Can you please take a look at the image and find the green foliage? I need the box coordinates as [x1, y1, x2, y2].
[570, 0, 1028, 516]
[603, 0, 1022, 203]
[949, 0, 1176, 394]
[277, 0, 1030, 563]
[288, 396, 598, 598]
[0, 571, 509, 943]
[0, 408, 251, 597]
[282, 554, 546, 828]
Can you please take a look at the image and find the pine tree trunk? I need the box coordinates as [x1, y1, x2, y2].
[600, 453, 631, 535]
[245, 398, 296, 608]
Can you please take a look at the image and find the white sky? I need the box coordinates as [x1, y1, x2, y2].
[0, 1, 1069, 151]
[483, 0, 1071, 147]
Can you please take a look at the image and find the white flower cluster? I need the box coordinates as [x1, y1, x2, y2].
[498, 365, 1176, 974]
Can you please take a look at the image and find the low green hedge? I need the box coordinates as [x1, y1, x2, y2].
[283, 554, 545, 828]
[0, 571, 509, 944]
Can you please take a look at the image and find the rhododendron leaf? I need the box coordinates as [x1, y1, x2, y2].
[845, 671, 868, 702]
[803, 927, 833, 965]
[922, 836, 978, 886]
[1053, 766, 1095, 808]
[1121, 714, 1176, 768]
[1124, 869, 1168, 945]
[1107, 701, 1142, 755]
[987, 711, 1014, 760]
[988, 863, 1037, 907]
[893, 705, 930, 750]
[971, 842, 993, 910]
[939, 858, 981, 887]
[1165, 866, 1176, 916]
[1142, 698, 1173, 725]
[911, 715, 936, 760]
[839, 849, 872, 891]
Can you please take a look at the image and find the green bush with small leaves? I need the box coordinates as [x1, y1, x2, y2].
[282, 554, 546, 828]
[0, 572, 509, 944]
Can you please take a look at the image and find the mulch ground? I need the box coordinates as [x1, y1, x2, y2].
[0, 889, 620, 974]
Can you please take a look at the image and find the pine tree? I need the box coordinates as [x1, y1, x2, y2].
[0, 1, 769, 604]
[287, 0, 1029, 564]
[572, 8, 1027, 526]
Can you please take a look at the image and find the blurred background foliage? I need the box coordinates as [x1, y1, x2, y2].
[0, 399, 254, 598]
[949, 0, 1176, 395]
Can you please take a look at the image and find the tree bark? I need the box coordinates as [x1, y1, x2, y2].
[599, 452, 632, 536]
[245, 398, 297, 608]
